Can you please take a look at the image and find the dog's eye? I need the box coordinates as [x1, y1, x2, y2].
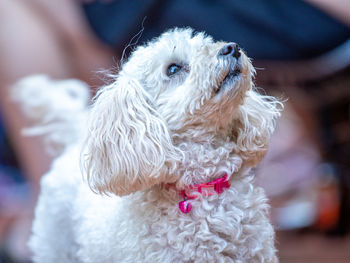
[166, 63, 182, 76]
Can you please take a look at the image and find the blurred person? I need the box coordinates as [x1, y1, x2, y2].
[0, 0, 113, 194]
[0, 0, 113, 261]
[0, 0, 349, 261]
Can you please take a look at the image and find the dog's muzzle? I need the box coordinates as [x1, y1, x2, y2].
[216, 43, 242, 94]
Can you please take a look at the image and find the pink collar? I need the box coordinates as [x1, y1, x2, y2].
[166, 174, 231, 213]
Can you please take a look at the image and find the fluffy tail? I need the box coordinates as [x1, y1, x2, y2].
[12, 75, 90, 155]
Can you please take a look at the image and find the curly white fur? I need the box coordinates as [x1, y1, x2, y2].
[12, 75, 90, 155]
[24, 28, 282, 262]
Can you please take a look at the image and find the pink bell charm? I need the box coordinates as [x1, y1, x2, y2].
[179, 200, 192, 213]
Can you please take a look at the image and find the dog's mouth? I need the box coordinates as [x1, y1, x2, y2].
[215, 65, 241, 94]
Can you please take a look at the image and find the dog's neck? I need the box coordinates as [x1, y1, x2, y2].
[171, 136, 243, 188]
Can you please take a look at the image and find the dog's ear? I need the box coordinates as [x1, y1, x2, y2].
[234, 89, 282, 166]
[82, 76, 180, 196]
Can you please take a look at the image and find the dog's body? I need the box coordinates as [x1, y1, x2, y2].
[23, 28, 281, 262]
[32, 151, 275, 263]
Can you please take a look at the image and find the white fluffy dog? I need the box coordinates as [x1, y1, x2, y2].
[21, 28, 282, 262]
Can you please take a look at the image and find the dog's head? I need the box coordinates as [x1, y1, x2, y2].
[83, 28, 282, 196]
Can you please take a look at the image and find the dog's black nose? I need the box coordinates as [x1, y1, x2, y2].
[218, 43, 241, 59]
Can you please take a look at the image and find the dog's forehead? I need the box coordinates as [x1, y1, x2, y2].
[122, 28, 215, 80]
[127, 28, 214, 67]
[155, 28, 214, 52]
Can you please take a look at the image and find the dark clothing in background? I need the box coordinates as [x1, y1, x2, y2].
[0, 114, 26, 199]
[82, 0, 350, 60]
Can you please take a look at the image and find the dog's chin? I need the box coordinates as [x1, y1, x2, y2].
[215, 66, 242, 95]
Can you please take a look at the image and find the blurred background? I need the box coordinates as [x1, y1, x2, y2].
[0, 0, 350, 262]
